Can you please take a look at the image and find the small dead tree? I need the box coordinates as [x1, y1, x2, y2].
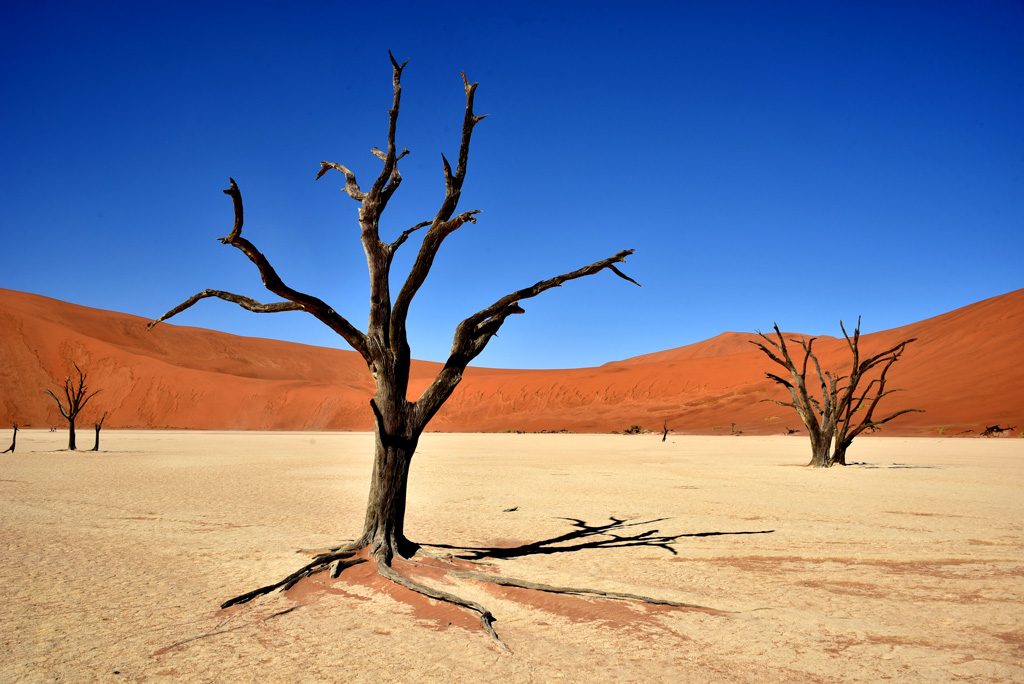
[980, 424, 1016, 437]
[752, 319, 922, 467]
[44, 363, 102, 451]
[91, 412, 108, 451]
[2, 424, 16, 453]
[149, 54, 665, 647]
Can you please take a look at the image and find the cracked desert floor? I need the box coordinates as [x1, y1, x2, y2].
[2, 431, 1022, 683]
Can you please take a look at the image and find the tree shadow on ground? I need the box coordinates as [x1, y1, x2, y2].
[847, 463, 943, 469]
[422, 516, 775, 561]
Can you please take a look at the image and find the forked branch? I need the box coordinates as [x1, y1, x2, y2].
[149, 179, 369, 359]
[414, 249, 639, 425]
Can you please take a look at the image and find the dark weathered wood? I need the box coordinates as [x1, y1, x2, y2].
[44, 363, 102, 451]
[449, 570, 724, 613]
[980, 424, 1016, 437]
[149, 54, 644, 644]
[752, 319, 922, 467]
[2, 424, 15, 453]
[91, 412, 108, 452]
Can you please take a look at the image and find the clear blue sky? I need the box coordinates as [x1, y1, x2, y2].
[2, 1, 1021, 369]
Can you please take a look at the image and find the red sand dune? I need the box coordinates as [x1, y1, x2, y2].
[1, 288, 1022, 436]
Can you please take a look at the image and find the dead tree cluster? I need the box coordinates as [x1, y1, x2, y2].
[44, 363, 102, 451]
[752, 319, 922, 467]
[149, 54, 662, 648]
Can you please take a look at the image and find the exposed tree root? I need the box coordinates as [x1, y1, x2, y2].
[448, 570, 725, 613]
[220, 537, 725, 651]
[376, 559, 508, 651]
[220, 542, 365, 609]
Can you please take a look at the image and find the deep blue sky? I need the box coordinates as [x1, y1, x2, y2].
[2, 1, 1022, 368]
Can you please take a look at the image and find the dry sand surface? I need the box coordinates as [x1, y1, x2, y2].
[2, 431, 1022, 683]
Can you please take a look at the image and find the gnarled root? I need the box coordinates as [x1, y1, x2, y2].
[376, 559, 508, 651]
[221, 542, 723, 650]
[448, 570, 725, 613]
[220, 542, 365, 609]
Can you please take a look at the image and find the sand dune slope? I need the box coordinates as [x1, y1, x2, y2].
[1, 288, 1022, 434]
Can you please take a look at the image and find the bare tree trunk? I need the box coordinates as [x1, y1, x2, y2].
[91, 412, 108, 452]
[68, 419, 77, 451]
[807, 432, 832, 468]
[830, 438, 850, 466]
[2, 424, 15, 454]
[360, 431, 419, 563]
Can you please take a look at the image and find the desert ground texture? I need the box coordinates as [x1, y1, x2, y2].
[2, 431, 1022, 683]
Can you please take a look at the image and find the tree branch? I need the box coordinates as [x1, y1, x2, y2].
[388, 220, 432, 255]
[315, 162, 367, 201]
[390, 71, 489, 350]
[413, 249, 638, 426]
[149, 179, 369, 360]
[148, 290, 306, 329]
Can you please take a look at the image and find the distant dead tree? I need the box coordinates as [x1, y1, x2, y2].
[2, 424, 16, 453]
[980, 424, 1015, 437]
[751, 319, 922, 467]
[662, 422, 669, 442]
[150, 54, 649, 647]
[91, 412, 108, 451]
[44, 363, 102, 451]
[784, 426, 799, 435]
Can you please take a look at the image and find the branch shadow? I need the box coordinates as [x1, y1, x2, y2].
[847, 463, 943, 469]
[422, 516, 775, 561]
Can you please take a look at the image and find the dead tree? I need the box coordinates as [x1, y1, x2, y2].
[44, 363, 102, 451]
[751, 319, 922, 467]
[149, 54, 661, 647]
[980, 424, 1016, 437]
[2, 424, 15, 453]
[662, 422, 669, 442]
[91, 412, 108, 451]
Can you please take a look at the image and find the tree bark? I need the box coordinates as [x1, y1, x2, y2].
[68, 419, 77, 451]
[807, 432, 832, 468]
[91, 412, 108, 452]
[360, 430, 419, 563]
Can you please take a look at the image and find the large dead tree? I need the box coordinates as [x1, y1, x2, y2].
[44, 363, 102, 451]
[147, 55, 685, 647]
[751, 319, 922, 467]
